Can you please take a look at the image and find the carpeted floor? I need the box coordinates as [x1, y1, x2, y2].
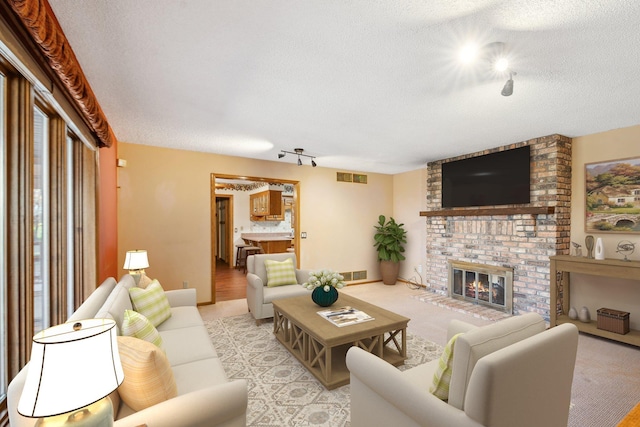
[205, 313, 443, 427]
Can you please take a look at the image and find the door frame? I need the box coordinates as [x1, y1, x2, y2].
[210, 173, 300, 304]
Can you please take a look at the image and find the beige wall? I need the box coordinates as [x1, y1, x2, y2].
[570, 125, 640, 328]
[117, 143, 393, 303]
[393, 168, 428, 285]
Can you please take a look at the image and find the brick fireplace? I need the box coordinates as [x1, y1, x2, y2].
[423, 136, 572, 320]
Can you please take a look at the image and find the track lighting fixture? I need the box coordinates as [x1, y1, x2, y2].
[501, 71, 515, 97]
[278, 148, 317, 167]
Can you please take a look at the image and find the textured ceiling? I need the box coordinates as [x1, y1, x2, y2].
[48, 0, 640, 174]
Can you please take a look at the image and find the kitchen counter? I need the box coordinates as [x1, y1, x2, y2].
[242, 233, 293, 254]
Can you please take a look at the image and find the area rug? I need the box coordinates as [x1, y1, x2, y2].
[205, 314, 443, 427]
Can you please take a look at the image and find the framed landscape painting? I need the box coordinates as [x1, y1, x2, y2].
[585, 156, 640, 233]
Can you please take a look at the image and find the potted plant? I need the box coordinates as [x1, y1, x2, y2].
[373, 215, 407, 285]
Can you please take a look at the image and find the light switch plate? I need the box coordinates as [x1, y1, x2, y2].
[301, 232, 307, 238]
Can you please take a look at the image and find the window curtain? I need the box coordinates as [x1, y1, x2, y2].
[73, 141, 98, 307]
[47, 117, 68, 325]
[6, 76, 34, 377]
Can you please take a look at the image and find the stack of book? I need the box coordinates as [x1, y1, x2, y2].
[317, 306, 374, 327]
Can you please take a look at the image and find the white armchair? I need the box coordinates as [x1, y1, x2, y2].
[246, 252, 311, 324]
[346, 313, 579, 427]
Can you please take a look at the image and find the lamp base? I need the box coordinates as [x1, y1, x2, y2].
[35, 397, 113, 427]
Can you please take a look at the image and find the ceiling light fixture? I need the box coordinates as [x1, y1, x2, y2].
[278, 148, 317, 167]
[501, 71, 515, 96]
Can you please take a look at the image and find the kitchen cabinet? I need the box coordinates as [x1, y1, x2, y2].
[250, 190, 282, 220]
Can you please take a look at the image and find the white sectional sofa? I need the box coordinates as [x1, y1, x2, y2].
[8, 275, 248, 427]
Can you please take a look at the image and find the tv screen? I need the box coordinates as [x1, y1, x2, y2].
[442, 146, 531, 208]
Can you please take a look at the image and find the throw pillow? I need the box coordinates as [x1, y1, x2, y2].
[137, 273, 154, 289]
[116, 336, 177, 411]
[122, 309, 164, 349]
[129, 280, 172, 327]
[264, 258, 298, 287]
[429, 333, 462, 401]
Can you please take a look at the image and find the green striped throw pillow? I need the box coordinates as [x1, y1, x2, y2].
[122, 309, 164, 349]
[429, 333, 463, 401]
[129, 280, 172, 327]
[265, 258, 298, 287]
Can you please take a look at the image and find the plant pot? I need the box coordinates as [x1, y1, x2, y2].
[380, 260, 400, 285]
[312, 286, 339, 307]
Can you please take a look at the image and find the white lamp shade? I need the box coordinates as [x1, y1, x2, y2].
[123, 250, 149, 270]
[18, 319, 124, 418]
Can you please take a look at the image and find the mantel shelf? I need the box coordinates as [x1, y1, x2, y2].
[419, 206, 555, 218]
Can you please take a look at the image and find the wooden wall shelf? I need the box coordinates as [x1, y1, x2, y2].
[419, 206, 555, 218]
[550, 255, 640, 347]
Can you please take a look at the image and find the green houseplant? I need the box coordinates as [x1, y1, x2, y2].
[373, 215, 407, 285]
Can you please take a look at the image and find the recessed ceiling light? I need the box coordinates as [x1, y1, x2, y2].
[459, 43, 479, 64]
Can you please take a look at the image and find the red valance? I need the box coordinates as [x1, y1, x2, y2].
[7, 0, 115, 148]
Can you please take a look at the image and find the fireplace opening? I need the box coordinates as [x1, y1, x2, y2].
[449, 261, 513, 314]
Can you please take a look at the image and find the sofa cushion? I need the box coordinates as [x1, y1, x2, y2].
[95, 282, 134, 334]
[448, 312, 546, 410]
[171, 358, 229, 394]
[263, 284, 311, 304]
[129, 280, 172, 327]
[156, 306, 204, 331]
[264, 258, 298, 287]
[116, 336, 178, 412]
[67, 277, 117, 322]
[122, 309, 164, 349]
[429, 333, 462, 401]
[137, 273, 154, 289]
[161, 325, 218, 366]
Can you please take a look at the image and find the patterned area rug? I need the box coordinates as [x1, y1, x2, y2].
[205, 313, 443, 427]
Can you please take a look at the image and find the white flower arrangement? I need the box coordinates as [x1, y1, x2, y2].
[302, 269, 346, 292]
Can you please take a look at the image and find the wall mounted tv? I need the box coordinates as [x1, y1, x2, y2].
[442, 145, 531, 208]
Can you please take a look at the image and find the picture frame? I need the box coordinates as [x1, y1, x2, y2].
[585, 156, 640, 233]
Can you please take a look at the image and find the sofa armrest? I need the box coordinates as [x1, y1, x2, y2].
[346, 347, 482, 427]
[164, 289, 197, 307]
[295, 268, 311, 284]
[447, 319, 478, 341]
[114, 380, 247, 427]
[246, 273, 264, 313]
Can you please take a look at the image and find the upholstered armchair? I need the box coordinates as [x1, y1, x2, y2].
[246, 252, 311, 324]
[346, 313, 578, 427]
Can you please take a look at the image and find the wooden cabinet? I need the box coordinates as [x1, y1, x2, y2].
[250, 190, 282, 221]
[550, 255, 640, 346]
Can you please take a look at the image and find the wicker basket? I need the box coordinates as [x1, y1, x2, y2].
[596, 308, 630, 335]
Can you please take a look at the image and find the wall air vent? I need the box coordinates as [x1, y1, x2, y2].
[352, 270, 367, 280]
[337, 172, 353, 182]
[340, 272, 353, 281]
[353, 174, 368, 184]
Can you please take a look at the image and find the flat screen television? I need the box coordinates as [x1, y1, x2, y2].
[441, 145, 531, 208]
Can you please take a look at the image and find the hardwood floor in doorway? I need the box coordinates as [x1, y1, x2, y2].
[216, 258, 247, 302]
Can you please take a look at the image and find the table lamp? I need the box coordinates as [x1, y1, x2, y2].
[18, 319, 124, 426]
[123, 249, 149, 286]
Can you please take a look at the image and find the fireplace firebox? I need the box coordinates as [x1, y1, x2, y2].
[449, 261, 513, 314]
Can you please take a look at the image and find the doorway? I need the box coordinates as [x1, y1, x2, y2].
[215, 195, 232, 265]
[210, 174, 300, 303]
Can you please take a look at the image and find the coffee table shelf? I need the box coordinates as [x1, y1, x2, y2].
[273, 293, 409, 389]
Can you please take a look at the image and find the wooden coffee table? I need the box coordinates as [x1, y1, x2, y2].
[272, 293, 409, 389]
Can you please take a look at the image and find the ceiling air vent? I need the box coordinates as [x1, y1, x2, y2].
[337, 172, 353, 182]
